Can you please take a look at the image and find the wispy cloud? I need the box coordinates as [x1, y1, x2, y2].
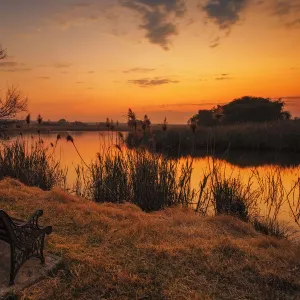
[209, 36, 221, 48]
[215, 73, 232, 80]
[123, 67, 156, 73]
[269, 0, 300, 27]
[37, 76, 50, 80]
[128, 76, 179, 87]
[121, 0, 186, 50]
[0, 61, 32, 72]
[0, 62, 25, 68]
[53, 63, 72, 68]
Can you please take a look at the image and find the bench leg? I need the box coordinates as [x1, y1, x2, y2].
[9, 243, 27, 286]
[40, 234, 45, 265]
[32, 234, 46, 264]
[9, 244, 16, 286]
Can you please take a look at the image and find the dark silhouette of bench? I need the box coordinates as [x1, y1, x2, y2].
[0, 210, 52, 285]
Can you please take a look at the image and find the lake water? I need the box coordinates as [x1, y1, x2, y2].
[12, 131, 300, 237]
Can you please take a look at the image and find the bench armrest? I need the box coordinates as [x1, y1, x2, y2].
[0, 210, 52, 248]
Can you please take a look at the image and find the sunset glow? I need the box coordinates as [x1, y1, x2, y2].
[1, 0, 299, 123]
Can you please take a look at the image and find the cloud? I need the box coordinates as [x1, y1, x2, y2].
[287, 18, 300, 27]
[0, 61, 32, 72]
[202, 0, 249, 30]
[270, 0, 300, 27]
[128, 76, 179, 87]
[0, 68, 32, 72]
[37, 76, 50, 80]
[53, 63, 72, 68]
[123, 67, 156, 73]
[215, 73, 232, 80]
[121, 0, 186, 50]
[272, 1, 300, 16]
[0, 61, 25, 68]
[52, 2, 103, 29]
[209, 36, 220, 48]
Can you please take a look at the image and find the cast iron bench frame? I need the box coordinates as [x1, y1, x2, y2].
[0, 210, 52, 285]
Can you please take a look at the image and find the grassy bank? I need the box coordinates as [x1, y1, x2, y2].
[127, 120, 300, 155]
[1, 178, 300, 300]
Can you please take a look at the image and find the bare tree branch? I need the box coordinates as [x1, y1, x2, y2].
[0, 86, 28, 119]
[0, 45, 7, 60]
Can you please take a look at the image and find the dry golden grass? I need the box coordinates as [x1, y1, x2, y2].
[0, 178, 299, 300]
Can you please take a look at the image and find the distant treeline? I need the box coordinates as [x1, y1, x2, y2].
[125, 96, 300, 154]
[188, 96, 291, 127]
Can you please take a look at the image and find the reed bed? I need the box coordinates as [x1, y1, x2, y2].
[74, 147, 195, 212]
[127, 120, 300, 155]
[0, 137, 66, 190]
[71, 133, 300, 236]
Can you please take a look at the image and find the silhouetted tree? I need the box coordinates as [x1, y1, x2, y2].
[0, 87, 28, 119]
[280, 111, 292, 120]
[0, 46, 28, 120]
[222, 96, 286, 124]
[189, 96, 291, 126]
[0, 46, 6, 60]
[189, 110, 217, 127]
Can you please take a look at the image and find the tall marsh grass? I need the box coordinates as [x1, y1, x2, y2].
[0, 138, 66, 190]
[74, 147, 195, 211]
[127, 120, 300, 155]
[71, 132, 300, 238]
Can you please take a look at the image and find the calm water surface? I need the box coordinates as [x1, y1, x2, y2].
[22, 131, 300, 236]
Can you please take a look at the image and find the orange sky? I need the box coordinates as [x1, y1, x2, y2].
[0, 0, 299, 123]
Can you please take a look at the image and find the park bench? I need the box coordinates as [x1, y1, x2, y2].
[0, 209, 52, 285]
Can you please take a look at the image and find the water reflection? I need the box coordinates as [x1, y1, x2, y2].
[11, 131, 300, 235]
[165, 149, 300, 168]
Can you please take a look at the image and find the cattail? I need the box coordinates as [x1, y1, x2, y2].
[37, 114, 43, 125]
[57, 134, 61, 140]
[25, 114, 31, 126]
[105, 118, 110, 129]
[162, 117, 168, 132]
[50, 142, 54, 147]
[66, 134, 74, 143]
[110, 119, 115, 130]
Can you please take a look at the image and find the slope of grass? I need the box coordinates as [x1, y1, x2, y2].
[0, 178, 300, 300]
